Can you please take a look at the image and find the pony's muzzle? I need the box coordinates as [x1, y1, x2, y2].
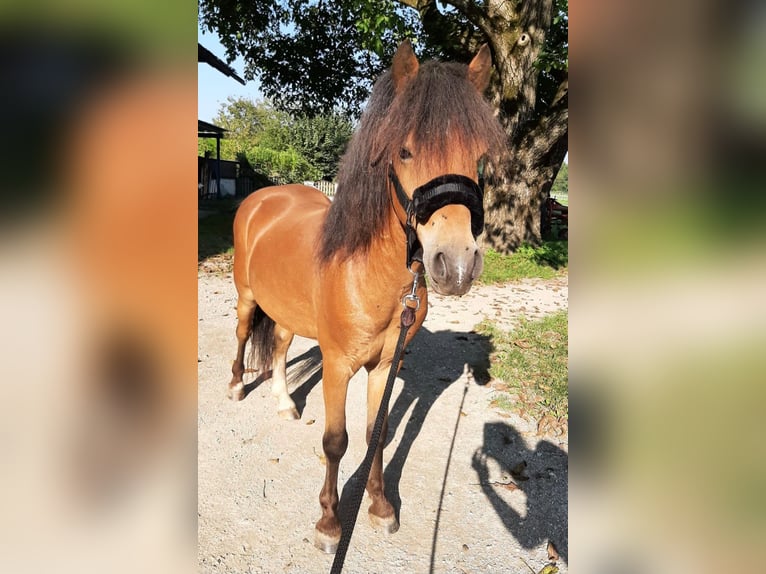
[427, 245, 483, 296]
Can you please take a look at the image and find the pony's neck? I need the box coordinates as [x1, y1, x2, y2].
[370, 202, 411, 273]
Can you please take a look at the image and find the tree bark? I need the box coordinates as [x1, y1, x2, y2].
[483, 124, 567, 251]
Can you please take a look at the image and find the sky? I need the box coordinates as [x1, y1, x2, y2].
[198, 26, 262, 123]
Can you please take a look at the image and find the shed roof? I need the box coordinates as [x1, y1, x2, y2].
[198, 119, 227, 138]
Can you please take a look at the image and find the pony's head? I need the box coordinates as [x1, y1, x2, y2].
[379, 40, 505, 295]
[320, 41, 505, 296]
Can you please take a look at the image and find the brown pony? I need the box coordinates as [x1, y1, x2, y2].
[228, 41, 505, 553]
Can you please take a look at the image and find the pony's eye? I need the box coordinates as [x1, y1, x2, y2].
[399, 147, 412, 161]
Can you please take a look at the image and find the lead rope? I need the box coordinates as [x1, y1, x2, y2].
[329, 268, 421, 574]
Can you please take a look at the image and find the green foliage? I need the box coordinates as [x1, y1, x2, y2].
[537, 0, 568, 74]
[479, 242, 568, 284]
[289, 114, 354, 180]
[551, 161, 568, 196]
[244, 145, 320, 183]
[535, 0, 568, 115]
[199, 0, 393, 115]
[214, 96, 270, 148]
[201, 97, 353, 181]
[354, 0, 417, 59]
[476, 310, 568, 421]
[198, 138, 217, 158]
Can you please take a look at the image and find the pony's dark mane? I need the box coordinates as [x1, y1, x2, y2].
[318, 59, 505, 263]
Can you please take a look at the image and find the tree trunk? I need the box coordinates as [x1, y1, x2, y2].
[483, 167, 543, 252]
[482, 119, 568, 253]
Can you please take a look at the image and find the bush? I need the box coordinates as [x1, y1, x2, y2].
[245, 145, 320, 183]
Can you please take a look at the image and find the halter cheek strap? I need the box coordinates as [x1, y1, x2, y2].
[388, 163, 485, 267]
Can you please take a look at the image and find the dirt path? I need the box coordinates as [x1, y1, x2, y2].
[198, 272, 568, 574]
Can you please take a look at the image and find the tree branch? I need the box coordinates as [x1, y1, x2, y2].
[519, 79, 568, 164]
[441, 0, 493, 36]
[393, 0, 486, 60]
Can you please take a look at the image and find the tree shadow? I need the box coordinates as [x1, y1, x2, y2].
[471, 421, 568, 564]
[530, 240, 568, 268]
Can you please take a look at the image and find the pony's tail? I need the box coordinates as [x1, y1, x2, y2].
[248, 306, 275, 374]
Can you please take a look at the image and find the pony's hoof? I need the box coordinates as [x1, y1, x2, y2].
[369, 511, 399, 535]
[313, 530, 340, 554]
[227, 383, 245, 401]
[278, 407, 300, 420]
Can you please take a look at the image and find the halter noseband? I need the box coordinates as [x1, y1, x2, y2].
[388, 162, 485, 267]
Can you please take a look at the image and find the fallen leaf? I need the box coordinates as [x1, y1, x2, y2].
[547, 540, 560, 562]
[538, 565, 558, 574]
[513, 339, 532, 349]
[305, 419, 316, 425]
[268, 458, 279, 464]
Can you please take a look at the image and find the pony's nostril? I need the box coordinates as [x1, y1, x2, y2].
[433, 252, 448, 281]
[470, 249, 483, 280]
[462, 252, 476, 280]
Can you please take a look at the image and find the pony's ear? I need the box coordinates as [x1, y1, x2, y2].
[392, 39, 419, 94]
[468, 44, 492, 93]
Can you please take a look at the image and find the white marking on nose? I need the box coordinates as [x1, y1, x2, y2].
[456, 263, 465, 286]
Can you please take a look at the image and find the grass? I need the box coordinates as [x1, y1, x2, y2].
[479, 241, 568, 284]
[476, 310, 568, 426]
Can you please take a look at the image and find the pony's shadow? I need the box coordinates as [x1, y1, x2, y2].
[336, 325, 493, 526]
[242, 346, 323, 417]
[333, 327, 568, 566]
[472, 421, 569, 564]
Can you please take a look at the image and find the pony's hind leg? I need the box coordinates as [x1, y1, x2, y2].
[228, 296, 256, 401]
[272, 324, 299, 420]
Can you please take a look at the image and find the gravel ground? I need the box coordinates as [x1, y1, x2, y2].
[198, 271, 568, 574]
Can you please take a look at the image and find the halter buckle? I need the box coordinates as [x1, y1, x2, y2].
[402, 264, 421, 311]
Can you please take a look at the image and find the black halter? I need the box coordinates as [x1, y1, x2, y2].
[388, 163, 485, 267]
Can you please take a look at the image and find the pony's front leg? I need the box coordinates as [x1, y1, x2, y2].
[364, 360, 399, 534]
[314, 357, 350, 553]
